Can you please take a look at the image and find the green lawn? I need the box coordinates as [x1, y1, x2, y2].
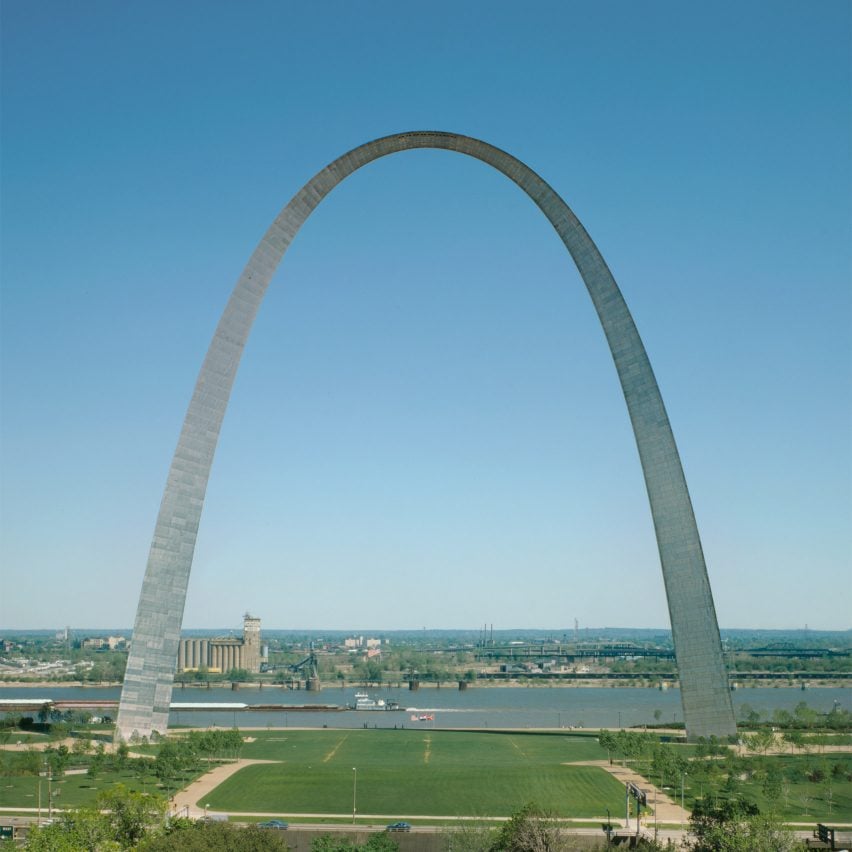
[203, 730, 623, 818]
[0, 750, 198, 810]
[674, 754, 852, 822]
[0, 767, 155, 809]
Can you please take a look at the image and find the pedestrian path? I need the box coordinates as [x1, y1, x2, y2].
[171, 759, 279, 817]
[570, 759, 689, 824]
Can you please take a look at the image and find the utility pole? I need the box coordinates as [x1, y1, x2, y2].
[654, 782, 658, 842]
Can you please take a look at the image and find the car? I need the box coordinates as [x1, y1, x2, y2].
[258, 820, 289, 830]
[386, 822, 411, 832]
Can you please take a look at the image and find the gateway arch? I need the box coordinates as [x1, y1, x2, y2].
[117, 131, 736, 742]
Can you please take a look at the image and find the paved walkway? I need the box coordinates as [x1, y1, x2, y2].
[171, 759, 279, 817]
[571, 760, 689, 824]
[0, 737, 78, 752]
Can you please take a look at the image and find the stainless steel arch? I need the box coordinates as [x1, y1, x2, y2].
[117, 131, 736, 741]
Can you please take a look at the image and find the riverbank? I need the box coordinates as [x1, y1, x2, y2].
[2, 677, 849, 689]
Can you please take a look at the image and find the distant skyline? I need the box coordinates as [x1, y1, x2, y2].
[1, 1, 850, 631]
[6, 625, 851, 638]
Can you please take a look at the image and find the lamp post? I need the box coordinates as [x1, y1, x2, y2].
[352, 767, 357, 824]
[205, 803, 209, 821]
[654, 781, 658, 842]
[605, 807, 611, 848]
[681, 772, 687, 831]
[47, 761, 52, 819]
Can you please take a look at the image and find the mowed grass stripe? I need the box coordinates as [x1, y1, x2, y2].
[323, 734, 348, 763]
[204, 730, 623, 817]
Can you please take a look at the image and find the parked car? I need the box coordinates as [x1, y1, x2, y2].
[259, 819, 289, 830]
[386, 822, 411, 832]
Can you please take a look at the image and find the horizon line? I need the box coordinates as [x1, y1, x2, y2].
[3, 625, 850, 634]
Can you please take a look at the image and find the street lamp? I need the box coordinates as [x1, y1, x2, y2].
[205, 803, 209, 821]
[46, 761, 52, 819]
[352, 767, 357, 824]
[654, 775, 663, 843]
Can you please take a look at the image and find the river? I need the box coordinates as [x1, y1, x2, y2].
[1, 684, 847, 730]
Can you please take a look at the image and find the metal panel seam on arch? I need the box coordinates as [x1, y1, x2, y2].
[116, 131, 737, 742]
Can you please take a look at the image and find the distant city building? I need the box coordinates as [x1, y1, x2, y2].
[81, 635, 127, 650]
[177, 613, 264, 674]
[343, 636, 382, 651]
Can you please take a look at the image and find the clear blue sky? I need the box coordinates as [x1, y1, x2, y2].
[1, 1, 849, 631]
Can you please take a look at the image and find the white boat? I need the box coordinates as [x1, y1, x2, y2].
[354, 692, 386, 710]
[352, 692, 401, 711]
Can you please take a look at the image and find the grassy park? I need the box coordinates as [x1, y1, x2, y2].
[0, 752, 159, 810]
[203, 730, 624, 818]
[1, 726, 849, 825]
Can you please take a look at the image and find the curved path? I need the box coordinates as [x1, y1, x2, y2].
[117, 131, 735, 743]
[171, 759, 279, 818]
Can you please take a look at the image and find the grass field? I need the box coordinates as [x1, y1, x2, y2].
[202, 730, 623, 818]
[0, 766, 154, 809]
[681, 753, 852, 822]
[0, 749, 198, 810]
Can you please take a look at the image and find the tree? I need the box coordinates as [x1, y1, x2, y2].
[772, 709, 792, 728]
[72, 734, 92, 756]
[598, 730, 617, 764]
[490, 803, 563, 852]
[24, 808, 117, 852]
[46, 744, 71, 777]
[744, 729, 774, 756]
[312, 835, 360, 852]
[24, 787, 164, 851]
[311, 834, 399, 852]
[761, 766, 782, 804]
[98, 784, 167, 848]
[793, 701, 819, 730]
[651, 743, 685, 788]
[443, 821, 496, 852]
[143, 821, 290, 850]
[783, 731, 804, 754]
[153, 743, 181, 794]
[687, 798, 803, 852]
[114, 741, 130, 769]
